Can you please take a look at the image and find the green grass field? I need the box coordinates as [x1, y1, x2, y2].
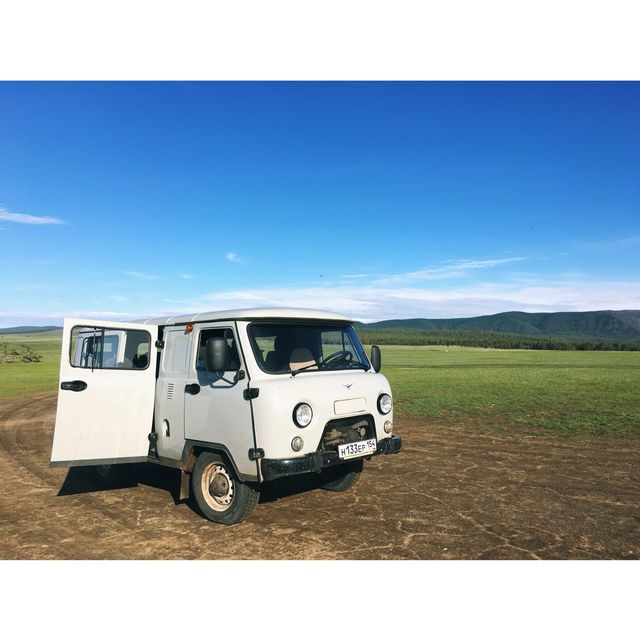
[378, 345, 640, 436]
[0, 331, 62, 400]
[1, 333, 639, 436]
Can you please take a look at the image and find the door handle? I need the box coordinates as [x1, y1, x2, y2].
[61, 380, 88, 392]
[185, 383, 201, 395]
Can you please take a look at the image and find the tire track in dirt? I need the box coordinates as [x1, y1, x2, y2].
[0, 394, 151, 557]
[1, 393, 639, 559]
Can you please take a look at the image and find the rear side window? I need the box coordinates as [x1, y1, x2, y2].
[163, 330, 191, 374]
[70, 326, 151, 370]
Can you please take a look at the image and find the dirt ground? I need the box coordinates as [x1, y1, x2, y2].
[0, 393, 638, 560]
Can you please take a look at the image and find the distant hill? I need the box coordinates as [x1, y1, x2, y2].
[2, 311, 640, 341]
[357, 310, 640, 341]
[0, 326, 62, 335]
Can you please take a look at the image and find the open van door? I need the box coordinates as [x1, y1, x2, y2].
[51, 318, 158, 466]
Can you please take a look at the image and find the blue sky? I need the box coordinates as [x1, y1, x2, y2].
[1, 81, 639, 326]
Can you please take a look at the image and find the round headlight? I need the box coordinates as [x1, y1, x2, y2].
[384, 420, 393, 434]
[293, 402, 313, 427]
[291, 436, 304, 452]
[378, 393, 392, 415]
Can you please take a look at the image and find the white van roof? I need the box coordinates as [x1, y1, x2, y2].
[141, 307, 352, 326]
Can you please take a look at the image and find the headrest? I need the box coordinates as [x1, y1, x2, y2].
[289, 347, 317, 372]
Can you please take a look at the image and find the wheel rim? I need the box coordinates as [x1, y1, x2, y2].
[201, 463, 235, 511]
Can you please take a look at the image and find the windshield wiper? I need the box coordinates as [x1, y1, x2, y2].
[345, 362, 370, 371]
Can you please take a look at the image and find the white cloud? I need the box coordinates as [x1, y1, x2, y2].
[225, 251, 244, 264]
[340, 274, 370, 279]
[374, 257, 527, 285]
[4, 272, 640, 327]
[109, 295, 128, 303]
[0, 309, 143, 327]
[179, 274, 194, 279]
[123, 271, 158, 280]
[0, 207, 65, 225]
[195, 278, 640, 322]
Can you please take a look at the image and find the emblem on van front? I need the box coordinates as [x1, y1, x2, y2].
[343, 383, 353, 390]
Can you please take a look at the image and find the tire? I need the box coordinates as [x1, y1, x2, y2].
[191, 452, 259, 525]
[320, 459, 363, 492]
[93, 463, 130, 486]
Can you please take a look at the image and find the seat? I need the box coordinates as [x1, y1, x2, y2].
[265, 336, 289, 372]
[132, 353, 148, 368]
[289, 347, 317, 372]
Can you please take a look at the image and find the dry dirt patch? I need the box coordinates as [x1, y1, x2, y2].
[0, 393, 638, 559]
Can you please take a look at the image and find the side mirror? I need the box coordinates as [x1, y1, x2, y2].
[206, 337, 229, 372]
[370, 345, 381, 373]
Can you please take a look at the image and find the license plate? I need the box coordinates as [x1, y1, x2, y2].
[338, 438, 377, 460]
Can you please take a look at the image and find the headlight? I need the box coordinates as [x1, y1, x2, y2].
[293, 402, 313, 427]
[377, 393, 392, 415]
[291, 436, 304, 452]
[384, 420, 393, 434]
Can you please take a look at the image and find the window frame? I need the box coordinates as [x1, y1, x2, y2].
[246, 321, 370, 376]
[193, 325, 242, 373]
[68, 325, 152, 371]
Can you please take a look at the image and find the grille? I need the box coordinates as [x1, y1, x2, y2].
[318, 414, 375, 452]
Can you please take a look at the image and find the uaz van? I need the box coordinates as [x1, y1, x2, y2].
[51, 308, 402, 524]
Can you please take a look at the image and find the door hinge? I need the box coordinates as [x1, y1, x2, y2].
[243, 387, 259, 400]
[248, 448, 265, 461]
[148, 431, 159, 458]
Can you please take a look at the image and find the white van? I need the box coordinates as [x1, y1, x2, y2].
[50, 308, 402, 524]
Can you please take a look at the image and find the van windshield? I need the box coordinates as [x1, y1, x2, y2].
[248, 323, 370, 374]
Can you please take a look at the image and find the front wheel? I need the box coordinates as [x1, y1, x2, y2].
[191, 452, 259, 525]
[320, 459, 363, 492]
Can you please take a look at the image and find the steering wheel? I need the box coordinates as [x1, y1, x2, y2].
[323, 350, 353, 366]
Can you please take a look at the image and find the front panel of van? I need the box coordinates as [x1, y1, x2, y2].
[235, 321, 394, 466]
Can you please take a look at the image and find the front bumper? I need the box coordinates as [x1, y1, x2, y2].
[260, 435, 402, 482]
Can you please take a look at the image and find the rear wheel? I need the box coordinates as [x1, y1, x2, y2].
[191, 452, 259, 525]
[320, 459, 363, 492]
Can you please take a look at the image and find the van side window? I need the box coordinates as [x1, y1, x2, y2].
[70, 326, 151, 370]
[163, 331, 191, 374]
[195, 328, 240, 371]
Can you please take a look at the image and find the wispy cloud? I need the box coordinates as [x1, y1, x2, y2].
[194, 277, 640, 323]
[5, 274, 640, 328]
[0, 206, 65, 225]
[340, 274, 370, 279]
[109, 295, 128, 303]
[179, 274, 194, 279]
[225, 251, 246, 264]
[123, 271, 158, 280]
[374, 257, 527, 285]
